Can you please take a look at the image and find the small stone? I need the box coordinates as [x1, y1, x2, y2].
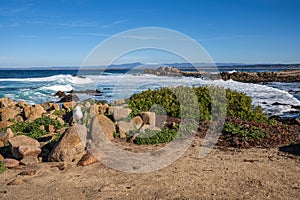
[15, 115, 24, 123]
[47, 124, 55, 133]
[2, 158, 19, 168]
[0, 153, 3, 161]
[18, 170, 37, 176]
[77, 151, 100, 166]
[7, 178, 25, 186]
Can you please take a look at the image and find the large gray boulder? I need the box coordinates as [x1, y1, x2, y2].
[89, 114, 116, 142]
[48, 124, 87, 162]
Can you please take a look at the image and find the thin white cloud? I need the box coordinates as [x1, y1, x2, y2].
[102, 19, 128, 28]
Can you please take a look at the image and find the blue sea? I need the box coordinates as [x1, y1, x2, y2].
[0, 68, 299, 118]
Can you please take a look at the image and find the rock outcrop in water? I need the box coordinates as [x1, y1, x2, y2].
[221, 70, 300, 83]
[144, 67, 300, 83]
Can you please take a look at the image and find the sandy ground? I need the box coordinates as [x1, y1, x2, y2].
[0, 138, 299, 200]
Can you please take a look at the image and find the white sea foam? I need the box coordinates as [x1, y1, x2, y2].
[41, 84, 73, 91]
[1, 73, 299, 116]
[0, 74, 93, 84]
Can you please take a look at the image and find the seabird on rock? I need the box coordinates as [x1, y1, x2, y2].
[73, 105, 83, 124]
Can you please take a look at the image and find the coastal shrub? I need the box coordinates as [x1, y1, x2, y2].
[134, 128, 180, 145]
[128, 86, 268, 122]
[8, 116, 63, 139]
[222, 121, 266, 139]
[53, 110, 64, 116]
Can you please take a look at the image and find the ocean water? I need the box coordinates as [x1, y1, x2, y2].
[0, 69, 299, 118]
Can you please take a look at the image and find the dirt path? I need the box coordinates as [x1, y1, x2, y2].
[0, 138, 299, 199]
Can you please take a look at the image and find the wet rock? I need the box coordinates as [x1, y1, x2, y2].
[60, 94, 80, 102]
[55, 91, 66, 98]
[2, 158, 19, 168]
[48, 124, 87, 162]
[8, 135, 40, 159]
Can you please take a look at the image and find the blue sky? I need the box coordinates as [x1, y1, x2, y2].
[0, 0, 299, 67]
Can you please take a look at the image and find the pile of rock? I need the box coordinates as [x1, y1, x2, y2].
[144, 66, 182, 76]
[0, 97, 163, 169]
[220, 70, 300, 83]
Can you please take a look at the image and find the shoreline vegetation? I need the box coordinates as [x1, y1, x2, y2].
[0, 68, 299, 198]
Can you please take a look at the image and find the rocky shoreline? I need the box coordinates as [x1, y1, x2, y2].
[221, 70, 300, 83]
[0, 96, 164, 170]
[143, 67, 300, 83]
[0, 96, 299, 199]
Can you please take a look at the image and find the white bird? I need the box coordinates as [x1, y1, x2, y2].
[73, 105, 83, 123]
